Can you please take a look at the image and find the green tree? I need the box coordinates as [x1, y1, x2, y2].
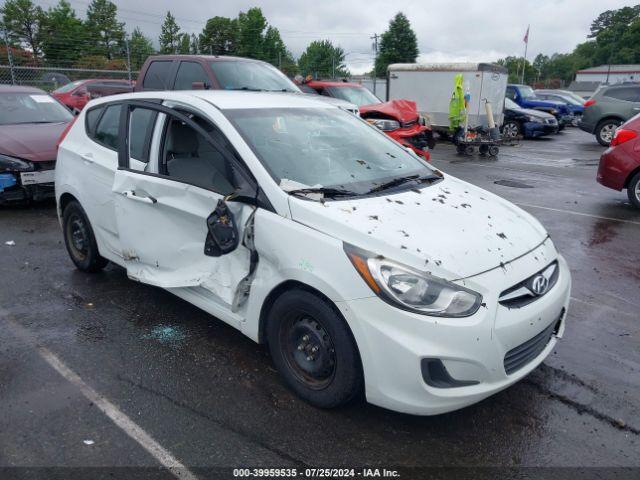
[1, 0, 44, 61]
[374, 12, 418, 77]
[298, 40, 348, 78]
[40, 0, 85, 66]
[159, 11, 181, 54]
[128, 27, 154, 70]
[189, 33, 199, 54]
[178, 32, 190, 54]
[85, 0, 125, 60]
[236, 7, 267, 59]
[199, 16, 237, 55]
[263, 26, 293, 69]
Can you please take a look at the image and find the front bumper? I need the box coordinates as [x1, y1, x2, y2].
[0, 165, 56, 204]
[386, 124, 434, 161]
[337, 247, 571, 416]
[523, 121, 558, 138]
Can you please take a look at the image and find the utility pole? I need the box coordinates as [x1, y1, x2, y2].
[370, 33, 379, 95]
[125, 38, 132, 82]
[3, 29, 16, 85]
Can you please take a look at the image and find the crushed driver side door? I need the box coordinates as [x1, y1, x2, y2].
[111, 100, 258, 311]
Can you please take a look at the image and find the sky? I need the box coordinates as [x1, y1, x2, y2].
[37, 0, 635, 73]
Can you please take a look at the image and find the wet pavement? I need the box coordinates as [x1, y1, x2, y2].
[1, 128, 638, 474]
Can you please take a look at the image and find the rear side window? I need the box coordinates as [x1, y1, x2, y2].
[173, 62, 209, 90]
[85, 106, 104, 135]
[604, 87, 640, 102]
[93, 104, 122, 150]
[142, 61, 173, 90]
[129, 107, 158, 162]
[506, 87, 516, 100]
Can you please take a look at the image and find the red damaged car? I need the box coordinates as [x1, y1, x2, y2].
[597, 113, 640, 209]
[302, 80, 434, 160]
[0, 85, 73, 203]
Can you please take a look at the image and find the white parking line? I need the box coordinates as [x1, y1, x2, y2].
[4, 315, 198, 480]
[515, 203, 640, 226]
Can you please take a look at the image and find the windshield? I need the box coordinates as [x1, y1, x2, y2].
[53, 80, 85, 94]
[0, 93, 73, 125]
[560, 91, 586, 104]
[519, 86, 537, 99]
[327, 86, 380, 107]
[224, 107, 436, 195]
[505, 98, 521, 110]
[210, 61, 299, 92]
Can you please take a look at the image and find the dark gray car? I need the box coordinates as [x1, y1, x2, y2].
[578, 84, 640, 146]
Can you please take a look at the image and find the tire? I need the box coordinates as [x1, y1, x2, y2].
[488, 145, 500, 156]
[62, 200, 109, 272]
[627, 171, 640, 209]
[266, 289, 363, 408]
[502, 121, 521, 139]
[596, 119, 622, 146]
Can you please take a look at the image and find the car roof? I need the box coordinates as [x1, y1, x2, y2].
[91, 90, 339, 110]
[0, 84, 47, 94]
[307, 80, 363, 88]
[145, 54, 269, 64]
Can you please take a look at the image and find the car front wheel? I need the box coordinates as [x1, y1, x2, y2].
[502, 121, 521, 139]
[62, 200, 109, 272]
[627, 171, 640, 209]
[266, 289, 363, 408]
[596, 119, 622, 146]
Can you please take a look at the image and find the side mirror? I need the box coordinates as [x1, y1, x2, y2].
[204, 199, 239, 256]
[192, 81, 208, 90]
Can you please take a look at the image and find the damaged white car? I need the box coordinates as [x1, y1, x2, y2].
[56, 91, 571, 415]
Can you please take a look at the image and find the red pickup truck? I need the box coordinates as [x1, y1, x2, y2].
[301, 80, 434, 160]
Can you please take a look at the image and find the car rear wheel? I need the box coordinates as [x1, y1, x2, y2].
[62, 200, 109, 272]
[627, 171, 640, 209]
[596, 119, 622, 146]
[502, 121, 520, 139]
[266, 289, 363, 408]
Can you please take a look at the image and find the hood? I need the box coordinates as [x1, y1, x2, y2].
[0, 122, 69, 162]
[513, 107, 555, 120]
[309, 95, 359, 112]
[288, 176, 548, 279]
[360, 99, 419, 124]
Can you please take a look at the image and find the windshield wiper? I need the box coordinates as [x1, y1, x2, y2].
[287, 187, 358, 199]
[367, 174, 440, 194]
[227, 86, 264, 92]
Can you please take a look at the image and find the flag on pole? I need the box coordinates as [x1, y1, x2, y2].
[523, 25, 530, 44]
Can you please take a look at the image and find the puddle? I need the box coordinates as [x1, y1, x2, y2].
[494, 180, 534, 188]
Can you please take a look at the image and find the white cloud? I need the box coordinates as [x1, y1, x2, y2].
[68, 0, 632, 73]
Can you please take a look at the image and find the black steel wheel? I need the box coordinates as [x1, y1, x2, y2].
[62, 200, 108, 272]
[266, 289, 363, 408]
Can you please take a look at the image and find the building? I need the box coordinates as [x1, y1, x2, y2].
[575, 64, 640, 84]
[567, 65, 640, 98]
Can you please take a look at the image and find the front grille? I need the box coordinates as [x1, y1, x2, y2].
[499, 261, 559, 309]
[545, 118, 558, 125]
[503, 309, 563, 375]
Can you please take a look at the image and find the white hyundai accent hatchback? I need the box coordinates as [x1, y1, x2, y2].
[56, 91, 571, 415]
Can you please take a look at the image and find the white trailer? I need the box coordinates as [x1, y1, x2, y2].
[387, 63, 508, 132]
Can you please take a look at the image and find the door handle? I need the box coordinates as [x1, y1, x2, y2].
[121, 190, 157, 204]
[80, 153, 94, 164]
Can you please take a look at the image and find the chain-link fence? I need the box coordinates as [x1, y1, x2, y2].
[0, 65, 137, 91]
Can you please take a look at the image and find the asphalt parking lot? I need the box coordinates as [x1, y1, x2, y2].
[1, 128, 638, 476]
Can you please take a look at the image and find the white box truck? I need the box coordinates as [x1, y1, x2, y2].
[387, 63, 508, 133]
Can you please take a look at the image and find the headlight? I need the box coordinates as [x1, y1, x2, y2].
[0, 153, 34, 172]
[366, 118, 400, 131]
[526, 115, 542, 123]
[344, 244, 482, 317]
